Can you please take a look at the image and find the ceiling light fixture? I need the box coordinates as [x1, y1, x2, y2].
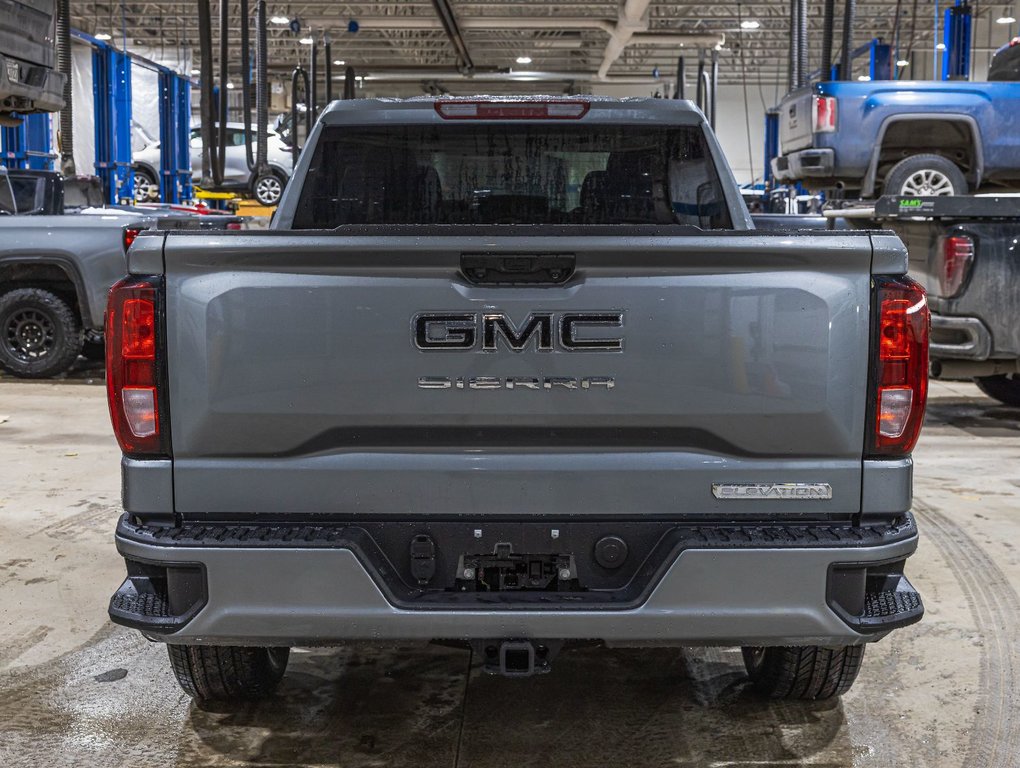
[226, 81, 235, 89]
[270, 15, 290, 25]
[997, 14, 1017, 24]
[896, 59, 909, 67]
[858, 75, 872, 81]
[95, 32, 112, 41]
[299, 37, 313, 45]
[516, 55, 532, 64]
[936, 42, 947, 50]
[740, 20, 761, 30]
[333, 59, 345, 65]
[190, 68, 200, 75]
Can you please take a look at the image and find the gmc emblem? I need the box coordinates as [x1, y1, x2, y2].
[413, 311, 624, 352]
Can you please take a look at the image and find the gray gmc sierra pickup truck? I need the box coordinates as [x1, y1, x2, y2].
[105, 97, 930, 704]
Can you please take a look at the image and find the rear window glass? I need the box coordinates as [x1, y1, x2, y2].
[8, 176, 43, 213]
[0, 175, 15, 214]
[63, 178, 104, 209]
[292, 124, 732, 229]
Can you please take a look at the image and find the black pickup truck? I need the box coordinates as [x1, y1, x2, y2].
[852, 196, 1020, 405]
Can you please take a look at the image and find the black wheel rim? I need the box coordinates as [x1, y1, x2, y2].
[3, 308, 56, 362]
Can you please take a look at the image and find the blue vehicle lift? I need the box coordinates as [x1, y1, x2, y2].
[91, 40, 134, 203]
[942, 1, 972, 80]
[70, 29, 193, 204]
[0, 113, 56, 170]
[158, 70, 193, 203]
[763, 109, 779, 188]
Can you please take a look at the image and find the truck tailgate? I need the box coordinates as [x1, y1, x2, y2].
[779, 88, 816, 154]
[161, 231, 874, 520]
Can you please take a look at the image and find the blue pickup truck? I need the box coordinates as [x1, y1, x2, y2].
[773, 56, 1020, 199]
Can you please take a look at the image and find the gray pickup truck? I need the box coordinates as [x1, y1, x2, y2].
[105, 97, 930, 704]
[0, 168, 242, 377]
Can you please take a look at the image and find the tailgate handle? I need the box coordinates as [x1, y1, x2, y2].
[460, 253, 575, 285]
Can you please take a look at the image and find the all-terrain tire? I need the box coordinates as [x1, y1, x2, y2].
[883, 154, 968, 197]
[975, 374, 1020, 407]
[167, 644, 290, 702]
[0, 288, 83, 378]
[742, 645, 865, 700]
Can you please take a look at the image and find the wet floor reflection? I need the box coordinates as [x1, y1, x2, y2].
[0, 628, 863, 768]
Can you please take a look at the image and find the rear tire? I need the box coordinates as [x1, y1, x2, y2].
[167, 644, 289, 703]
[252, 171, 285, 206]
[0, 288, 83, 378]
[975, 374, 1020, 407]
[133, 167, 159, 203]
[883, 154, 968, 198]
[742, 645, 865, 700]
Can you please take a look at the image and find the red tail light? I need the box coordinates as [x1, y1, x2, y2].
[434, 100, 590, 120]
[812, 95, 837, 133]
[869, 276, 929, 456]
[106, 276, 168, 456]
[938, 234, 974, 298]
[226, 221, 242, 230]
[123, 227, 143, 252]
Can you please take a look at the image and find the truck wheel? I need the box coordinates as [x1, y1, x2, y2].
[252, 172, 285, 206]
[0, 288, 83, 378]
[883, 154, 968, 197]
[975, 374, 1020, 407]
[134, 168, 159, 202]
[741, 645, 865, 700]
[167, 644, 289, 703]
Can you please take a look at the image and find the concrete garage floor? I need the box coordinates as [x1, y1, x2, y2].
[1, 376, 1018, 767]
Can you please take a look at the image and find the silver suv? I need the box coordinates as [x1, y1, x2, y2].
[132, 122, 293, 206]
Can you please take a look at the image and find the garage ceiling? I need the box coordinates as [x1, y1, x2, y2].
[72, 1, 990, 92]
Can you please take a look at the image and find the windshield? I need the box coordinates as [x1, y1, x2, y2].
[0, 173, 16, 214]
[292, 124, 732, 229]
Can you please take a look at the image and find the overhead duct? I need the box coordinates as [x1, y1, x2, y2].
[355, 69, 666, 85]
[216, 0, 229, 185]
[821, 0, 837, 80]
[240, 0, 254, 173]
[840, 0, 857, 79]
[629, 33, 727, 47]
[254, 0, 268, 176]
[343, 66, 356, 99]
[325, 37, 333, 103]
[796, 0, 808, 87]
[353, 17, 617, 33]
[431, 0, 474, 73]
[597, 0, 653, 79]
[56, 0, 74, 175]
[197, 0, 214, 185]
[352, 13, 722, 79]
[789, 0, 799, 89]
[310, 35, 318, 118]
